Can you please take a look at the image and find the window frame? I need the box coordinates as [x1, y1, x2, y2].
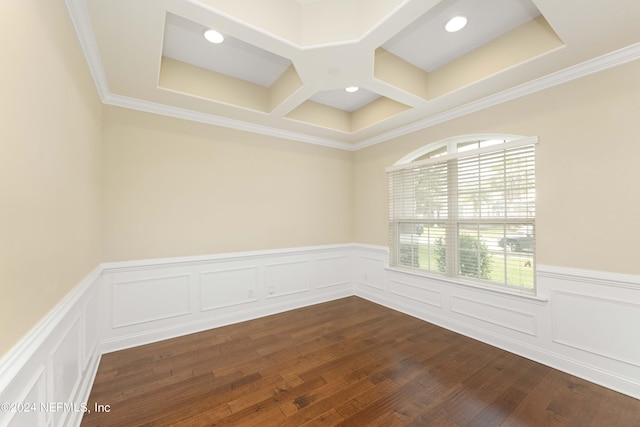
[387, 135, 537, 294]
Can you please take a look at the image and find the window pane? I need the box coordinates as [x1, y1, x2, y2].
[458, 223, 535, 289]
[415, 164, 449, 220]
[421, 224, 446, 272]
[457, 224, 494, 280]
[388, 162, 448, 222]
[396, 222, 421, 268]
[505, 251, 534, 288]
[505, 150, 535, 218]
[458, 140, 479, 152]
[457, 151, 507, 219]
[479, 139, 505, 148]
[395, 222, 446, 273]
[499, 224, 535, 288]
[414, 145, 447, 161]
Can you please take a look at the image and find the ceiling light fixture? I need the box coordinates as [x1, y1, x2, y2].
[345, 86, 359, 93]
[445, 16, 467, 32]
[203, 29, 224, 44]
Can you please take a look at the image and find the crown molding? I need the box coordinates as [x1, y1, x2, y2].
[64, 0, 109, 100]
[103, 93, 354, 151]
[66, 0, 640, 152]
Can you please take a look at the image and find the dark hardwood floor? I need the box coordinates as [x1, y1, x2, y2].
[81, 297, 640, 426]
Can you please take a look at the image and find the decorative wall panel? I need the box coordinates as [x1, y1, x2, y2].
[111, 274, 191, 328]
[200, 267, 259, 311]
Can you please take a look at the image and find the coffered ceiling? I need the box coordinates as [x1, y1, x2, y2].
[66, 0, 640, 150]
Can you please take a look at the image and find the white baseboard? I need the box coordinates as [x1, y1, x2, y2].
[1, 243, 638, 427]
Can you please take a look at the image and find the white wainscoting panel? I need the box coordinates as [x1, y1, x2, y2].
[265, 260, 312, 298]
[49, 316, 83, 427]
[100, 245, 354, 354]
[5, 367, 46, 427]
[200, 267, 259, 311]
[112, 274, 191, 328]
[552, 291, 640, 367]
[353, 244, 640, 399]
[450, 295, 537, 336]
[83, 291, 99, 372]
[389, 277, 442, 308]
[0, 267, 102, 427]
[316, 256, 351, 289]
[354, 247, 387, 291]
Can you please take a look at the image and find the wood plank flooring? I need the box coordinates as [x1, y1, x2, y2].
[81, 297, 640, 426]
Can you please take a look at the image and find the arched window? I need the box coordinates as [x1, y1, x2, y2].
[387, 134, 537, 292]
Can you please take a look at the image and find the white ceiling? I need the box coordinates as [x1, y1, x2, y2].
[309, 88, 381, 113]
[67, 0, 640, 150]
[163, 13, 292, 88]
[382, 0, 541, 72]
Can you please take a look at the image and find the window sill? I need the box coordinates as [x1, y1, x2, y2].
[385, 267, 549, 303]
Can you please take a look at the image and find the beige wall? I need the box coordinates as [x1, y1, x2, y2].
[0, 1, 102, 356]
[354, 59, 640, 275]
[101, 106, 353, 261]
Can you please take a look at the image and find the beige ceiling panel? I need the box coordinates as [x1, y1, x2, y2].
[428, 16, 564, 98]
[268, 66, 304, 113]
[286, 101, 351, 133]
[374, 48, 430, 101]
[159, 57, 269, 112]
[351, 97, 411, 132]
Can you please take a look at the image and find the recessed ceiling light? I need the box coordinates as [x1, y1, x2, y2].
[445, 16, 467, 33]
[203, 29, 224, 44]
[345, 86, 359, 93]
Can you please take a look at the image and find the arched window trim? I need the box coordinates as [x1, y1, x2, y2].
[393, 133, 528, 166]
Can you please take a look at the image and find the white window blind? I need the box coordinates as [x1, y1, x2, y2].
[388, 137, 536, 291]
